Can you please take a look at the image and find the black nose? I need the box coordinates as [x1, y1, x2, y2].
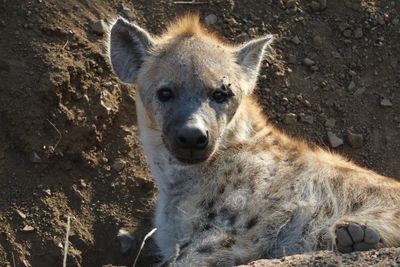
[176, 127, 209, 150]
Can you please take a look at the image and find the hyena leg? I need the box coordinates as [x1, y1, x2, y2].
[332, 208, 400, 253]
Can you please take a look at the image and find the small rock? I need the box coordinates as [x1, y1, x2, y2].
[16, 209, 27, 219]
[380, 98, 392, 107]
[300, 114, 314, 124]
[205, 14, 217, 26]
[327, 131, 343, 148]
[342, 29, 352, 38]
[248, 27, 258, 36]
[353, 27, 363, 38]
[117, 229, 136, 254]
[291, 36, 301, 45]
[21, 225, 35, 232]
[310, 65, 319, 71]
[303, 57, 315, 66]
[338, 22, 350, 31]
[347, 81, 356, 90]
[349, 70, 357, 76]
[313, 35, 323, 46]
[112, 159, 126, 172]
[325, 118, 336, 128]
[90, 20, 107, 35]
[311, 1, 321, 11]
[347, 131, 363, 148]
[283, 113, 297, 124]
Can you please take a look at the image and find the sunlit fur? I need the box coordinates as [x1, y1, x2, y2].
[109, 15, 400, 266]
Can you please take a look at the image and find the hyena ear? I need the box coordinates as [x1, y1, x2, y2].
[235, 35, 274, 94]
[109, 18, 154, 84]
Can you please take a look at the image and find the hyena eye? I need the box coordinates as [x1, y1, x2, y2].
[157, 87, 174, 102]
[211, 90, 230, 103]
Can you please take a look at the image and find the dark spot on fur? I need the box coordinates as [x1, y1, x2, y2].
[246, 216, 258, 229]
[203, 224, 211, 231]
[219, 207, 237, 226]
[221, 237, 236, 248]
[207, 212, 216, 220]
[197, 245, 214, 254]
[201, 198, 215, 209]
[218, 185, 225, 194]
[179, 241, 190, 250]
[237, 165, 243, 174]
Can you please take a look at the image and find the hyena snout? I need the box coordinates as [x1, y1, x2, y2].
[175, 125, 209, 150]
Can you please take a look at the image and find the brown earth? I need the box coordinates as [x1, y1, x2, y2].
[0, 0, 399, 266]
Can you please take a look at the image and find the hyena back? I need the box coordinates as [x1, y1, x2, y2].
[108, 15, 400, 266]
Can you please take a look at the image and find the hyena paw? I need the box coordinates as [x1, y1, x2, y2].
[334, 222, 381, 253]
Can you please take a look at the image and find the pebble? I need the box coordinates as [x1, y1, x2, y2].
[325, 118, 336, 128]
[291, 36, 301, 45]
[338, 22, 350, 31]
[343, 29, 352, 38]
[327, 131, 343, 148]
[353, 87, 366, 96]
[21, 225, 35, 232]
[283, 113, 297, 124]
[90, 20, 107, 35]
[205, 14, 217, 25]
[347, 81, 356, 91]
[300, 114, 314, 124]
[313, 35, 322, 46]
[380, 98, 393, 107]
[303, 57, 315, 66]
[236, 32, 249, 42]
[353, 27, 363, 38]
[112, 159, 126, 172]
[117, 229, 136, 254]
[347, 131, 364, 148]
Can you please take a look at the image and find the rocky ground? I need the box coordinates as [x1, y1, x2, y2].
[0, 0, 399, 266]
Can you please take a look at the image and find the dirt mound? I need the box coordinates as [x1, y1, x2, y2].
[0, 0, 399, 266]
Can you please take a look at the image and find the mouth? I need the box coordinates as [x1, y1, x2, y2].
[174, 154, 209, 164]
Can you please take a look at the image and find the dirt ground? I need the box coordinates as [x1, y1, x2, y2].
[0, 0, 399, 266]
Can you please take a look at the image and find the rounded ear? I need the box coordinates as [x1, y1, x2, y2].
[108, 17, 154, 84]
[235, 35, 275, 94]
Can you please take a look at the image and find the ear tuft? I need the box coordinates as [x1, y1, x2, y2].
[235, 35, 275, 94]
[108, 17, 154, 84]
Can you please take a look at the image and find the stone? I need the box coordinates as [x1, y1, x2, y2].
[347, 81, 356, 91]
[338, 22, 350, 31]
[353, 87, 366, 96]
[303, 57, 315, 66]
[347, 132, 363, 148]
[300, 114, 314, 124]
[327, 131, 343, 148]
[205, 14, 217, 25]
[325, 118, 336, 128]
[90, 20, 107, 35]
[286, 0, 297, 8]
[380, 98, 392, 107]
[283, 113, 297, 124]
[21, 225, 35, 232]
[112, 159, 126, 172]
[291, 36, 301, 45]
[30, 152, 42, 163]
[353, 27, 363, 38]
[313, 35, 323, 46]
[343, 29, 352, 38]
[236, 32, 249, 42]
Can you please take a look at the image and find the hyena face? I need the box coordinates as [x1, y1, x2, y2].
[109, 15, 273, 163]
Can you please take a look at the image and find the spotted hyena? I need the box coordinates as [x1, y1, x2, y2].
[108, 15, 400, 266]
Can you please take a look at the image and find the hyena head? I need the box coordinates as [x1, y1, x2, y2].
[109, 15, 273, 164]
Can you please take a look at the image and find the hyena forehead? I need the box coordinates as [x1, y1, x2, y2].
[138, 36, 241, 94]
